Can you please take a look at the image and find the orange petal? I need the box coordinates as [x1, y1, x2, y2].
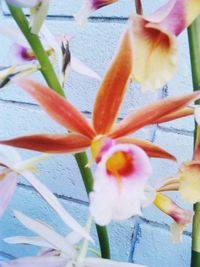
[0, 133, 91, 153]
[15, 78, 95, 139]
[92, 27, 132, 135]
[109, 92, 200, 139]
[155, 107, 194, 124]
[116, 137, 176, 160]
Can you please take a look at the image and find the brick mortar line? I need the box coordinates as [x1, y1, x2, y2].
[2, 12, 128, 23]
[129, 219, 140, 263]
[157, 125, 194, 136]
[17, 182, 89, 206]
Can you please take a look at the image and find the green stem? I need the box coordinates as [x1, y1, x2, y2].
[8, 4, 110, 259]
[75, 153, 110, 258]
[187, 15, 200, 267]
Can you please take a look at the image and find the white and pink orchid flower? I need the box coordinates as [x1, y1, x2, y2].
[89, 143, 152, 226]
[75, 0, 118, 26]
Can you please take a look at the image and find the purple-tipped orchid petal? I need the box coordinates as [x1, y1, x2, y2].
[6, 0, 41, 8]
[89, 144, 152, 225]
[75, 0, 117, 26]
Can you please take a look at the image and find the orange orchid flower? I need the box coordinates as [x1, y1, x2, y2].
[0, 25, 198, 160]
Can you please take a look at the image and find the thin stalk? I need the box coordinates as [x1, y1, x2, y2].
[187, 15, 200, 267]
[8, 4, 110, 259]
[135, 0, 143, 15]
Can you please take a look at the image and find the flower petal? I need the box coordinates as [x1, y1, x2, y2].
[14, 78, 95, 139]
[5, 236, 53, 248]
[109, 92, 200, 139]
[116, 137, 176, 160]
[129, 15, 177, 90]
[89, 144, 152, 225]
[71, 55, 101, 81]
[179, 161, 200, 203]
[156, 107, 194, 124]
[13, 210, 76, 257]
[0, 133, 91, 153]
[92, 27, 132, 134]
[75, 0, 117, 26]
[21, 170, 92, 241]
[0, 172, 17, 217]
[1, 256, 66, 267]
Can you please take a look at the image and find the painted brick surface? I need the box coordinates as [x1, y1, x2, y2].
[0, 1, 196, 266]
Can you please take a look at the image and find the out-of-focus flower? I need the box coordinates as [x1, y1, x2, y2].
[0, 146, 90, 239]
[154, 193, 193, 242]
[0, 145, 47, 217]
[90, 143, 152, 225]
[97, 0, 199, 90]
[2, 211, 147, 267]
[0, 23, 101, 86]
[75, 0, 118, 26]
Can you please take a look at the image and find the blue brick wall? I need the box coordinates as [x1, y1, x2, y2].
[0, 1, 195, 266]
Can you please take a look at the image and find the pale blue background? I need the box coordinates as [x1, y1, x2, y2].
[0, 1, 195, 266]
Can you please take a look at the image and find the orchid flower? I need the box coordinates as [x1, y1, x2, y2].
[0, 23, 101, 87]
[127, 0, 200, 90]
[89, 143, 152, 225]
[1, 211, 147, 267]
[0, 145, 48, 217]
[75, 0, 118, 26]
[0, 75, 197, 160]
[154, 193, 193, 243]
[0, 146, 91, 240]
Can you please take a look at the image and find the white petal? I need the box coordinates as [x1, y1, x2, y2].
[1, 256, 66, 267]
[13, 210, 76, 258]
[0, 172, 17, 217]
[4, 236, 54, 249]
[71, 55, 101, 81]
[0, 22, 28, 47]
[21, 171, 92, 241]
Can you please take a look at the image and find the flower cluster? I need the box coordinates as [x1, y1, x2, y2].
[0, 0, 200, 266]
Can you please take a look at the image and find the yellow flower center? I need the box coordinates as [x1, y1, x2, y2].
[106, 151, 134, 178]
